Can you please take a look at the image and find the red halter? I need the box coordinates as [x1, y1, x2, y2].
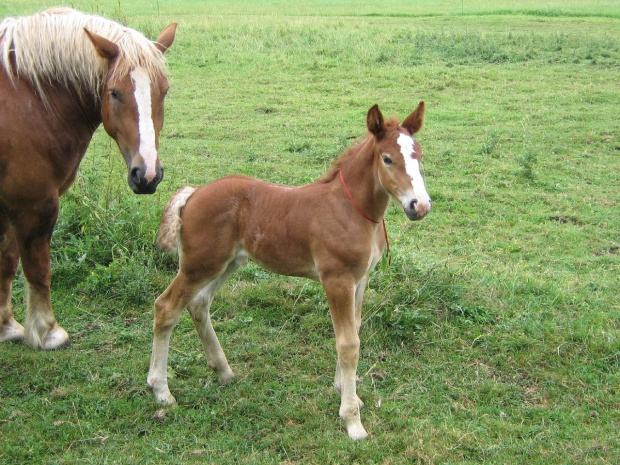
[339, 170, 391, 265]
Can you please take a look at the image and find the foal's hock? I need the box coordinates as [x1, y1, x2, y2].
[148, 102, 431, 439]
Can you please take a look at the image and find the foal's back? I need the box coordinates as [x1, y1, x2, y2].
[180, 175, 332, 281]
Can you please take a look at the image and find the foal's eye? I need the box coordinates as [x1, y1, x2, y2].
[110, 89, 120, 100]
[382, 155, 393, 166]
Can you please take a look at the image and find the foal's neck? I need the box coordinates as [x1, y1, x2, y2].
[339, 138, 390, 223]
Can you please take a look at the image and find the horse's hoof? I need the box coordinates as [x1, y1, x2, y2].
[41, 326, 71, 350]
[0, 319, 25, 344]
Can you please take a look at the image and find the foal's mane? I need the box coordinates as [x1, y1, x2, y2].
[317, 116, 400, 183]
[0, 8, 167, 103]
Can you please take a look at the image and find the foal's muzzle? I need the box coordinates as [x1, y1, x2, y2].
[129, 165, 164, 194]
[403, 197, 431, 221]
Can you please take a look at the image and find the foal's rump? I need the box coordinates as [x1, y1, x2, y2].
[156, 175, 321, 279]
[155, 175, 261, 254]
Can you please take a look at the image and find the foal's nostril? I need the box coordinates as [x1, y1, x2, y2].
[410, 199, 418, 210]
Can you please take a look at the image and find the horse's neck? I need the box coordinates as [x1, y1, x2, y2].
[339, 139, 390, 222]
[47, 86, 102, 141]
[34, 86, 104, 188]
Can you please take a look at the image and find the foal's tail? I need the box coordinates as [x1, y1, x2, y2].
[155, 186, 196, 252]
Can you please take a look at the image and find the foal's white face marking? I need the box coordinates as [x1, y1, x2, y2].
[396, 133, 431, 206]
[131, 67, 158, 182]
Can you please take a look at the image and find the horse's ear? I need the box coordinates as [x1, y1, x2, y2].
[402, 101, 425, 135]
[154, 23, 178, 54]
[367, 104, 385, 140]
[84, 28, 119, 61]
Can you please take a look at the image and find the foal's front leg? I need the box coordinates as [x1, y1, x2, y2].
[334, 274, 369, 409]
[324, 277, 368, 440]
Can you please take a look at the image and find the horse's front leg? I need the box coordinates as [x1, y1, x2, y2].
[0, 222, 24, 344]
[15, 199, 69, 350]
[324, 276, 368, 440]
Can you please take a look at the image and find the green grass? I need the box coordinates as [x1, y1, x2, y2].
[1, 1, 619, 464]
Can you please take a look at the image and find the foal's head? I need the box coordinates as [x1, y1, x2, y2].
[84, 24, 177, 194]
[368, 102, 431, 220]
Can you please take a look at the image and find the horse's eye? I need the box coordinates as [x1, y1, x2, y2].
[382, 155, 392, 166]
[110, 89, 120, 100]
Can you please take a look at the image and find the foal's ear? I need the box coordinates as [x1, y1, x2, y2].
[367, 104, 386, 140]
[402, 101, 426, 135]
[154, 23, 178, 54]
[84, 28, 120, 61]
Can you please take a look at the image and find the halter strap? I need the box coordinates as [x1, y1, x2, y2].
[339, 170, 391, 265]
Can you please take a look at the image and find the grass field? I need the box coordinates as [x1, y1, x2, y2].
[1, 1, 619, 464]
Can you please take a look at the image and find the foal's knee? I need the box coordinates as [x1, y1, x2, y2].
[336, 336, 360, 365]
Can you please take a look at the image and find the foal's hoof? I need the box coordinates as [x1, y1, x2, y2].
[41, 326, 71, 350]
[157, 393, 177, 405]
[148, 381, 177, 405]
[217, 369, 235, 385]
[0, 320, 25, 344]
[346, 423, 369, 441]
[341, 407, 368, 440]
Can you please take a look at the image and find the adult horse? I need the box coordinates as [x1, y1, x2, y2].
[0, 8, 177, 349]
[148, 102, 431, 439]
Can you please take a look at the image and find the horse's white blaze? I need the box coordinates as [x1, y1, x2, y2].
[131, 67, 157, 181]
[397, 133, 431, 207]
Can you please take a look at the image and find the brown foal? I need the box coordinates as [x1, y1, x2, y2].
[148, 102, 431, 439]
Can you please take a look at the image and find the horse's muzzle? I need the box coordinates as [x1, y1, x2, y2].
[129, 166, 164, 194]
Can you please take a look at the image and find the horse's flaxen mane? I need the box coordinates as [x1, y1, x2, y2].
[0, 8, 167, 102]
[316, 116, 401, 183]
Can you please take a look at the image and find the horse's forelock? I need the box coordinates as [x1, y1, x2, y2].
[0, 9, 167, 103]
[107, 29, 168, 85]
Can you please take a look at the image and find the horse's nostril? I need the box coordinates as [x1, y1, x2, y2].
[410, 199, 418, 210]
[130, 167, 142, 183]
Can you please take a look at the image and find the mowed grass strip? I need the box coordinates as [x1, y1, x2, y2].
[1, 1, 618, 464]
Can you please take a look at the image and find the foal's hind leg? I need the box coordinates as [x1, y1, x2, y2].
[187, 257, 245, 385]
[147, 272, 201, 404]
[0, 222, 24, 344]
[15, 199, 69, 350]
